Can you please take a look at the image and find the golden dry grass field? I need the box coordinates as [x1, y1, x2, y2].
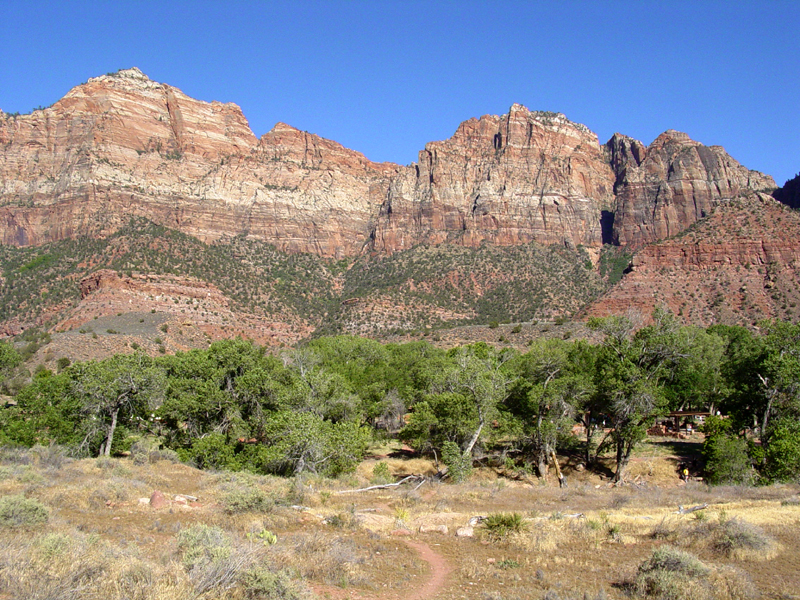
[0, 442, 798, 600]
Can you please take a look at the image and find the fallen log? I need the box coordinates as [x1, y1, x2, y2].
[336, 475, 426, 494]
[676, 503, 708, 514]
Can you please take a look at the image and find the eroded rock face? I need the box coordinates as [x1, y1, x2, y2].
[371, 105, 616, 252]
[584, 194, 800, 327]
[608, 131, 776, 249]
[0, 68, 397, 258]
[0, 69, 777, 260]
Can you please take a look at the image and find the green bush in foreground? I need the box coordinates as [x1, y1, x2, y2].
[483, 512, 527, 539]
[222, 486, 274, 514]
[177, 523, 231, 569]
[0, 494, 49, 528]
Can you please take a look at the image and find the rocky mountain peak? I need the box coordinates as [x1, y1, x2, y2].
[0, 69, 779, 261]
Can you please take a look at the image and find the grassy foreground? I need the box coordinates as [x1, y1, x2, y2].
[0, 444, 799, 600]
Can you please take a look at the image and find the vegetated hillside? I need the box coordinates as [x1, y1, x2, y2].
[325, 243, 607, 336]
[1, 218, 616, 352]
[0, 218, 339, 342]
[584, 192, 800, 326]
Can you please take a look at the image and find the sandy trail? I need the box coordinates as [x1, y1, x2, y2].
[310, 538, 452, 600]
[401, 540, 452, 600]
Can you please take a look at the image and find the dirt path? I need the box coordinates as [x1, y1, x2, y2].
[310, 538, 452, 600]
[402, 540, 452, 600]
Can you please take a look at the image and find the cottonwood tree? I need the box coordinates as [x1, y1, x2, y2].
[590, 309, 689, 483]
[438, 344, 514, 458]
[508, 339, 591, 478]
[71, 353, 165, 457]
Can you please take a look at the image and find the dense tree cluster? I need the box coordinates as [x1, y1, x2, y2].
[1, 311, 800, 484]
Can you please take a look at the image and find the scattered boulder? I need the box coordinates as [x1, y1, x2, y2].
[456, 526, 474, 537]
[419, 524, 448, 535]
[149, 490, 168, 509]
[391, 528, 412, 536]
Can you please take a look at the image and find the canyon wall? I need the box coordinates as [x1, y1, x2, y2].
[0, 68, 776, 259]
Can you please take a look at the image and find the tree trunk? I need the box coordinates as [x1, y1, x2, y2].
[612, 440, 632, 483]
[104, 408, 119, 457]
[463, 419, 484, 457]
[536, 454, 549, 479]
[584, 423, 595, 466]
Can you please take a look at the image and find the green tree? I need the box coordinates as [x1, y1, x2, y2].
[701, 416, 755, 485]
[71, 353, 166, 456]
[0, 369, 77, 447]
[255, 411, 370, 476]
[507, 339, 589, 477]
[590, 309, 688, 482]
[763, 417, 800, 483]
[437, 344, 513, 457]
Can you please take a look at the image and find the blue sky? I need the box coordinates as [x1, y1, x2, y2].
[2, 1, 798, 185]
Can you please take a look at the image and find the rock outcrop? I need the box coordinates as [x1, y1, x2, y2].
[608, 131, 776, 249]
[0, 68, 398, 258]
[773, 172, 800, 209]
[584, 193, 800, 326]
[0, 69, 776, 260]
[370, 105, 616, 252]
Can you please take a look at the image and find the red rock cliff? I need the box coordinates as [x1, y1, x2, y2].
[370, 105, 616, 252]
[0, 68, 398, 258]
[0, 70, 777, 259]
[608, 130, 775, 249]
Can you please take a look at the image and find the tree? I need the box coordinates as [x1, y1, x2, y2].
[438, 344, 513, 458]
[701, 415, 755, 485]
[0, 369, 77, 448]
[282, 347, 359, 422]
[253, 411, 370, 476]
[71, 353, 165, 456]
[757, 321, 800, 441]
[590, 309, 688, 482]
[763, 417, 800, 483]
[0, 340, 21, 390]
[507, 339, 590, 478]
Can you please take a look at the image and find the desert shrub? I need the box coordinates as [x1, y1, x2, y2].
[223, 486, 274, 514]
[371, 461, 392, 484]
[441, 441, 472, 483]
[483, 512, 527, 539]
[31, 444, 70, 470]
[634, 546, 709, 600]
[177, 524, 232, 569]
[639, 546, 709, 578]
[283, 533, 367, 586]
[324, 512, 359, 529]
[0, 494, 48, 528]
[244, 567, 312, 600]
[711, 517, 776, 560]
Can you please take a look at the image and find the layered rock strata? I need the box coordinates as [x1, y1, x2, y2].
[0, 69, 776, 261]
[584, 193, 800, 326]
[607, 131, 775, 249]
[370, 105, 616, 252]
[0, 68, 397, 258]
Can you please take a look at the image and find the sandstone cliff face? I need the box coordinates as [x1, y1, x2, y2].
[584, 193, 800, 326]
[608, 131, 776, 249]
[371, 104, 616, 252]
[0, 69, 778, 260]
[0, 68, 397, 258]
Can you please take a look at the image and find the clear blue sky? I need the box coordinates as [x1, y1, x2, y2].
[2, 1, 798, 185]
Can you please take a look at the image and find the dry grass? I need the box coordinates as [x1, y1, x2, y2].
[0, 445, 798, 600]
